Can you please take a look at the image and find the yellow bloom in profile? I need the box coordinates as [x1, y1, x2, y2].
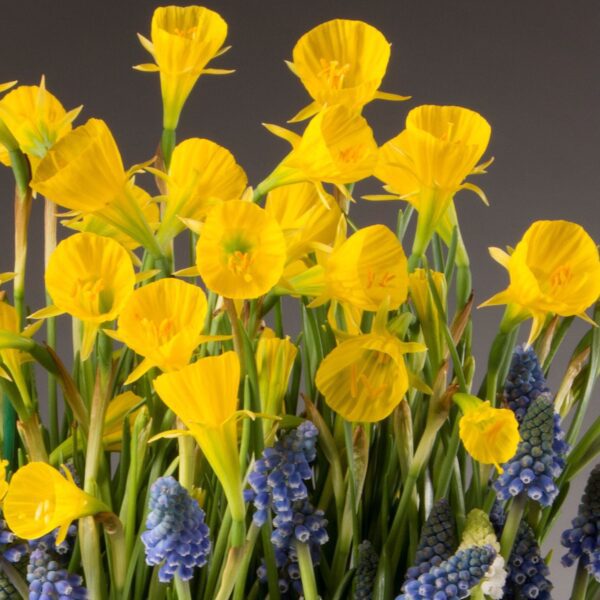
[265, 182, 342, 262]
[3, 462, 109, 543]
[288, 19, 408, 122]
[40, 232, 136, 359]
[136, 6, 231, 129]
[256, 105, 378, 198]
[153, 351, 245, 522]
[196, 200, 286, 299]
[0, 460, 9, 505]
[316, 330, 424, 422]
[454, 393, 520, 472]
[481, 220, 600, 344]
[373, 105, 491, 257]
[158, 137, 247, 244]
[0, 301, 24, 381]
[111, 278, 208, 383]
[0, 77, 81, 171]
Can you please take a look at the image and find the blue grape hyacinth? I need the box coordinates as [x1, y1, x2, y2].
[561, 464, 600, 581]
[494, 396, 567, 507]
[141, 476, 211, 583]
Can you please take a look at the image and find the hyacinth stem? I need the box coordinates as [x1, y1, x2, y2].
[571, 559, 590, 600]
[500, 493, 527, 559]
[174, 576, 192, 600]
[296, 541, 319, 600]
[161, 127, 176, 170]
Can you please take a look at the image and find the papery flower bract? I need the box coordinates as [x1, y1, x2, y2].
[454, 393, 520, 472]
[111, 278, 208, 383]
[257, 105, 378, 198]
[153, 352, 245, 522]
[316, 330, 424, 422]
[3, 462, 108, 544]
[136, 6, 230, 129]
[0, 77, 81, 172]
[158, 137, 247, 244]
[288, 19, 407, 122]
[196, 200, 286, 299]
[265, 182, 341, 262]
[481, 220, 600, 345]
[41, 232, 136, 359]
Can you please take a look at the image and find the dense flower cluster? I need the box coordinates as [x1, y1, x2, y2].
[561, 464, 600, 580]
[354, 540, 379, 600]
[494, 396, 567, 506]
[141, 476, 211, 583]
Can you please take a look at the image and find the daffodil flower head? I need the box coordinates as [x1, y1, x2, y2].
[454, 393, 520, 473]
[158, 137, 247, 244]
[257, 104, 378, 198]
[136, 6, 231, 129]
[112, 278, 208, 383]
[0, 460, 9, 505]
[41, 232, 136, 359]
[3, 462, 109, 544]
[196, 200, 286, 299]
[0, 77, 81, 172]
[481, 220, 600, 345]
[288, 19, 408, 122]
[0, 301, 23, 379]
[152, 352, 245, 522]
[316, 330, 425, 422]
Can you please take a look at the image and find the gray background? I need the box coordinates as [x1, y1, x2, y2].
[1, 1, 599, 596]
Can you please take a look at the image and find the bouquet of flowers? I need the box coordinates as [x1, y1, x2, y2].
[0, 6, 598, 600]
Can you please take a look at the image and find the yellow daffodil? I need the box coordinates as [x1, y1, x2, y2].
[3, 462, 109, 543]
[157, 137, 247, 245]
[0, 77, 81, 172]
[256, 328, 298, 424]
[37, 232, 136, 359]
[265, 182, 342, 262]
[0, 460, 9, 505]
[153, 351, 245, 523]
[373, 105, 491, 260]
[288, 19, 408, 122]
[316, 328, 425, 422]
[481, 220, 600, 345]
[110, 278, 208, 383]
[31, 119, 160, 255]
[196, 200, 286, 299]
[256, 105, 378, 199]
[135, 6, 231, 129]
[454, 393, 520, 472]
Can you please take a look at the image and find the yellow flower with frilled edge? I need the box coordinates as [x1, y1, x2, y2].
[3, 462, 109, 544]
[0, 460, 9, 505]
[196, 200, 286, 299]
[152, 351, 245, 522]
[264, 182, 342, 262]
[135, 6, 232, 130]
[157, 137, 248, 245]
[109, 278, 208, 383]
[255, 105, 378, 200]
[454, 393, 520, 472]
[31, 119, 160, 256]
[481, 220, 600, 345]
[316, 320, 425, 422]
[256, 328, 298, 424]
[372, 105, 491, 258]
[34, 232, 136, 360]
[288, 19, 409, 122]
[0, 77, 81, 172]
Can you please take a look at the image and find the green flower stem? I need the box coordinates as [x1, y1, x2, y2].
[500, 493, 527, 560]
[17, 412, 48, 462]
[230, 518, 246, 548]
[296, 541, 320, 600]
[343, 420, 360, 565]
[161, 127, 176, 170]
[174, 576, 192, 600]
[178, 429, 195, 491]
[204, 509, 232, 599]
[79, 516, 107, 600]
[260, 516, 281, 600]
[571, 559, 590, 600]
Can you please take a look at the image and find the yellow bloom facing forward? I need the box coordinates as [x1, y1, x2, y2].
[40, 232, 136, 359]
[153, 352, 245, 521]
[256, 105, 378, 199]
[3, 462, 109, 543]
[158, 137, 247, 245]
[288, 19, 408, 121]
[481, 220, 600, 344]
[196, 200, 286, 299]
[454, 393, 520, 472]
[111, 278, 208, 383]
[136, 6, 231, 129]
